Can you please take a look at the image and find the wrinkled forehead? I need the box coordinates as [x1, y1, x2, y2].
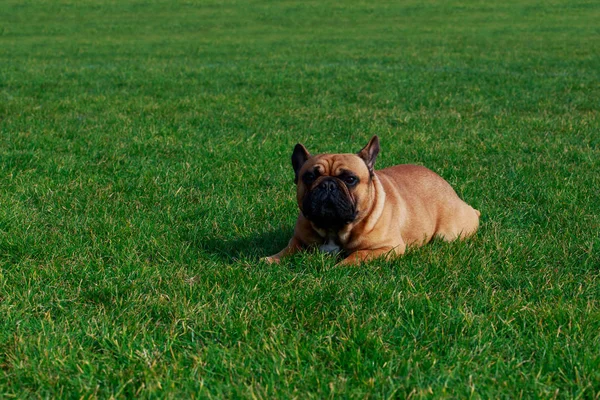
[304, 154, 368, 176]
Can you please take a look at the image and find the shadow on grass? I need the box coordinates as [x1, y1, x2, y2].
[199, 227, 293, 263]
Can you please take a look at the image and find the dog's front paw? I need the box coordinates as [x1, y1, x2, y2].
[261, 256, 280, 264]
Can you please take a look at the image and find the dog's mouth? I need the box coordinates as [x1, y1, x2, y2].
[302, 178, 357, 230]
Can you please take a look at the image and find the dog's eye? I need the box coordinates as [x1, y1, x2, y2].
[344, 176, 358, 186]
[303, 172, 316, 184]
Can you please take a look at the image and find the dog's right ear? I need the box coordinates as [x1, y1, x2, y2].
[292, 143, 311, 184]
[358, 135, 380, 175]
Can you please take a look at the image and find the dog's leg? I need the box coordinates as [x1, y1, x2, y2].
[338, 244, 404, 265]
[437, 205, 480, 242]
[262, 236, 303, 264]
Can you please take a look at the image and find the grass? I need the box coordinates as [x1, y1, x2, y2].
[1, 0, 599, 397]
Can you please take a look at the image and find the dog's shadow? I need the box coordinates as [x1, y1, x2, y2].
[199, 226, 293, 263]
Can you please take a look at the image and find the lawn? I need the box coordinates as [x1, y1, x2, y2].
[1, 0, 599, 397]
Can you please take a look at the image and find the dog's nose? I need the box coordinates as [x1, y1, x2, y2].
[319, 179, 336, 192]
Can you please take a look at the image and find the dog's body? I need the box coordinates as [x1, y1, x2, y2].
[265, 136, 479, 265]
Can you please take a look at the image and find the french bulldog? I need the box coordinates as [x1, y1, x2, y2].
[264, 136, 480, 265]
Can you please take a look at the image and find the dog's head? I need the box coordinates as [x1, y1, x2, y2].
[291, 136, 380, 231]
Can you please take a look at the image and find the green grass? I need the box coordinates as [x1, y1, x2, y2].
[1, 0, 599, 397]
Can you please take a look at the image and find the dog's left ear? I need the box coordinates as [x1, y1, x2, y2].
[292, 143, 311, 184]
[358, 135, 380, 174]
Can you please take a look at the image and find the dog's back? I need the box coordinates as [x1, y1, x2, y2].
[377, 164, 480, 244]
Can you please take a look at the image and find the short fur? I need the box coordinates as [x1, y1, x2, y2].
[264, 136, 480, 265]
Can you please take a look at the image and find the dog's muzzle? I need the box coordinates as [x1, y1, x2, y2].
[302, 178, 357, 230]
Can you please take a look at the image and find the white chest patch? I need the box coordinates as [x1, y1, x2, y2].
[319, 238, 341, 254]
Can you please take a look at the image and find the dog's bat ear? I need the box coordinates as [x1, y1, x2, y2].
[292, 143, 311, 184]
[358, 135, 380, 174]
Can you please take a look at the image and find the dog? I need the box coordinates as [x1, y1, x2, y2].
[264, 136, 480, 265]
